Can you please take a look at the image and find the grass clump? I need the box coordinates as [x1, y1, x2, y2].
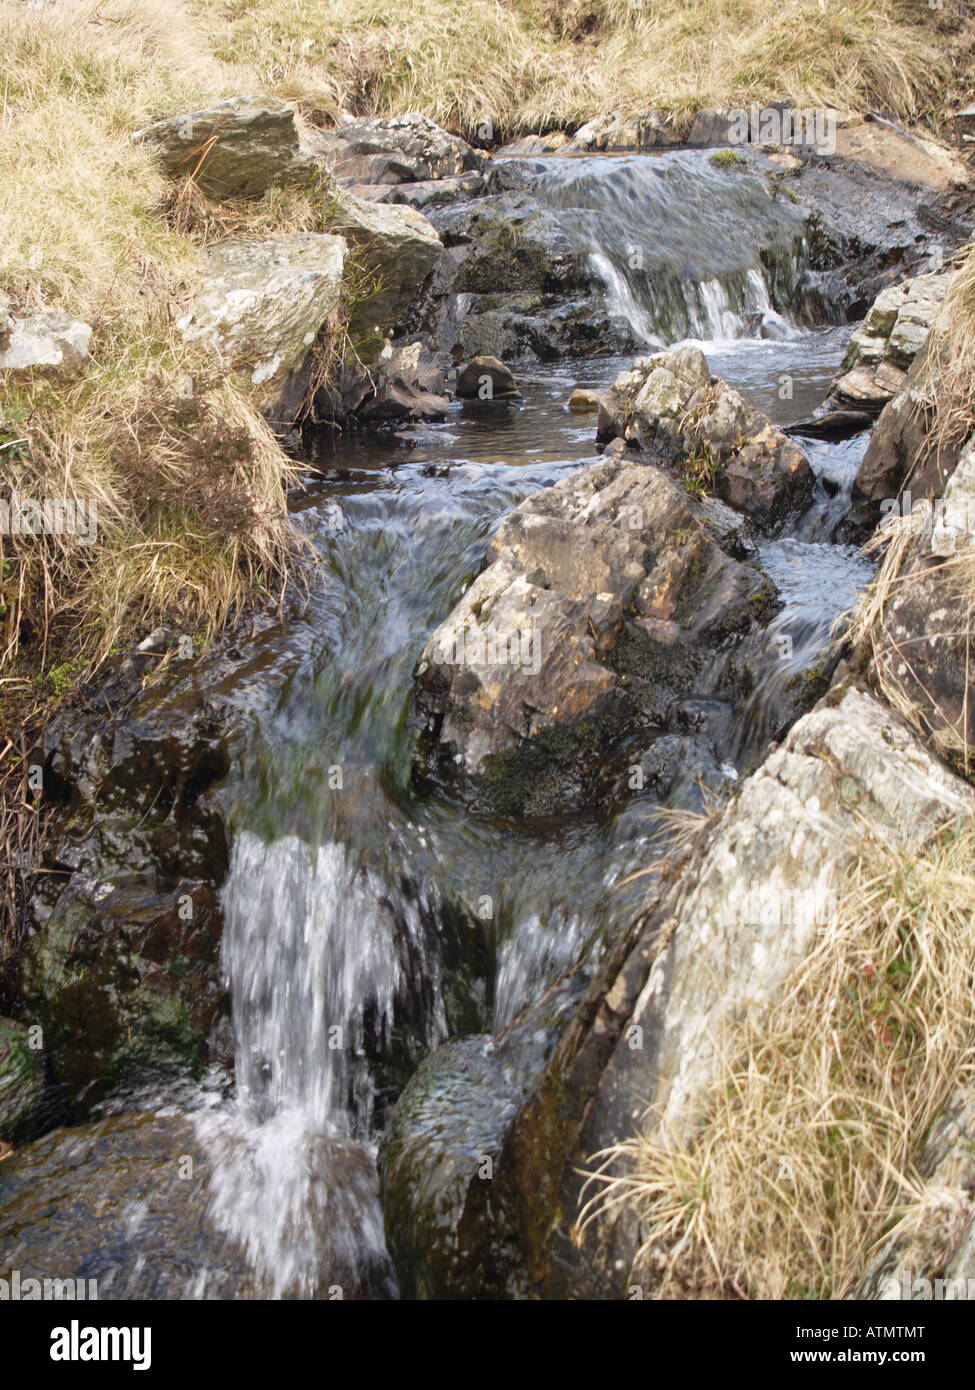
[201, 0, 956, 138]
[579, 820, 975, 1299]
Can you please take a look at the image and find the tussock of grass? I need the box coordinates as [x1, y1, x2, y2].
[579, 820, 975, 1299]
[925, 241, 975, 461]
[202, 0, 952, 137]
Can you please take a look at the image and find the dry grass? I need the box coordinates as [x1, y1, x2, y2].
[925, 241, 975, 462]
[579, 819, 975, 1299]
[200, 0, 954, 137]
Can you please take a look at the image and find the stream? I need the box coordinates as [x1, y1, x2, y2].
[191, 326, 872, 1297]
[4, 151, 884, 1299]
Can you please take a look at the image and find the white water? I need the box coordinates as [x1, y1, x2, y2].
[195, 831, 446, 1296]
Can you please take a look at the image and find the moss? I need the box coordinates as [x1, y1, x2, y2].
[709, 149, 745, 169]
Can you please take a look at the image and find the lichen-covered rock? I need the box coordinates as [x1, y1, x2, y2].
[0, 308, 91, 372]
[132, 95, 321, 200]
[830, 271, 952, 412]
[413, 454, 777, 815]
[356, 341, 448, 423]
[329, 191, 442, 334]
[597, 347, 814, 529]
[0, 1019, 43, 1141]
[308, 112, 486, 185]
[176, 233, 346, 414]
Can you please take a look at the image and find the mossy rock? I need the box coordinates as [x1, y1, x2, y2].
[0, 1017, 44, 1140]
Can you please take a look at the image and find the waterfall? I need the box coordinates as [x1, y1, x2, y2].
[194, 831, 446, 1297]
[527, 151, 808, 344]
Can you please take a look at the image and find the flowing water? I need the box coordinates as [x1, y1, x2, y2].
[164, 155, 877, 1296]
[524, 152, 811, 342]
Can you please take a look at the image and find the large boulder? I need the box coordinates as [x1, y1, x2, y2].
[132, 95, 321, 200]
[0, 1112, 395, 1299]
[0, 1019, 43, 1142]
[413, 454, 778, 816]
[176, 233, 346, 418]
[597, 347, 814, 529]
[329, 190, 442, 334]
[20, 875, 227, 1117]
[309, 112, 486, 185]
[383, 687, 974, 1298]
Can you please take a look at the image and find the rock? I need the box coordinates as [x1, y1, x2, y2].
[498, 132, 571, 156]
[828, 271, 953, 414]
[0, 310, 91, 372]
[19, 875, 227, 1116]
[567, 388, 604, 413]
[867, 435, 975, 763]
[0, 1019, 43, 1141]
[563, 111, 679, 153]
[329, 190, 442, 333]
[309, 112, 486, 185]
[132, 95, 320, 200]
[380, 968, 590, 1298]
[0, 1112, 395, 1299]
[597, 348, 814, 530]
[176, 233, 346, 417]
[454, 354, 520, 400]
[355, 341, 448, 423]
[413, 455, 777, 816]
[388, 687, 974, 1297]
[379, 172, 486, 209]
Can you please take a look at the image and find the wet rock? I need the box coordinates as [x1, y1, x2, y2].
[19, 876, 227, 1116]
[597, 347, 814, 530]
[0, 1112, 395, 1299]
[413, 454, 777, 816]
[176, 233, 346, 416]
[454, 354, 520, 400]
[133, 95, 321, 200]
[0, 1019, 43, 1141]
[309, 112, 486, 185]
[391, 687, 974, 1297]
[330, 190, 443, 334]
[568, 387, 603, 413]
[380, 968, 590, 1298]
[0, 306, 91, 373]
